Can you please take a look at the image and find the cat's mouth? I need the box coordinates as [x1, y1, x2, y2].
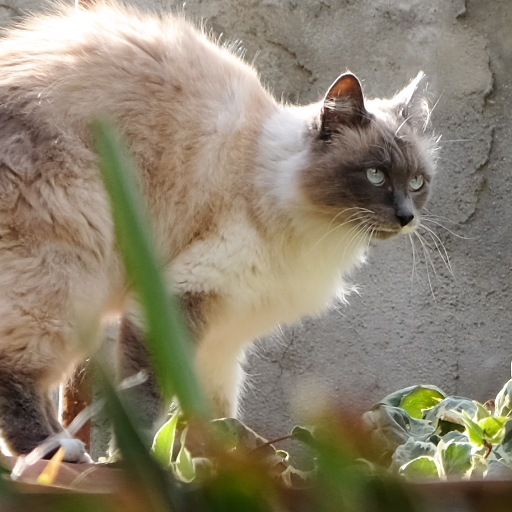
[371, 222, 419, 240]
[372, 228, 401, 240]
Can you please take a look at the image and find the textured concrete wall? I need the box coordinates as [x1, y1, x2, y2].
[162, 0, 511, 441]
[1, 0, 511, 448]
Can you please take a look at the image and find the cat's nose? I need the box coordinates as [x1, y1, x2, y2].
[396, 213, 414, 227]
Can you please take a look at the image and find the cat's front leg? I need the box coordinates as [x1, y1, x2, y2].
[119, 294, 244, 419]
[181, 291, 245, 418]
[194, 332, 245, 418]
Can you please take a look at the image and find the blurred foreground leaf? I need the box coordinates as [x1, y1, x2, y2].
[99, 366, 176, 512]
[93, 117, 208, 420]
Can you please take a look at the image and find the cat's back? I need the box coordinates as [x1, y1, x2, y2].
[0, 2, 277, 258]
[0, 2, 272, 134]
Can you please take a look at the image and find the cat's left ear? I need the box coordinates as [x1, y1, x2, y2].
[389, 71, 425, 119]
[320, 73, 369, 138]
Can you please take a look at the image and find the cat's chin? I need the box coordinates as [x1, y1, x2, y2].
[372, 229, 401, 240]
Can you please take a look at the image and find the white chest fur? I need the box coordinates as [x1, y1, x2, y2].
[169, 105, 369, 416]
[172, 212, 367, 416]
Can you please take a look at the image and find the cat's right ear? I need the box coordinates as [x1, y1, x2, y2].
[389, 71, 426, 119]
[320, 73, 369, 139]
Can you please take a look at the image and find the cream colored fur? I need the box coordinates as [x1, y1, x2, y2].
[0, 1, 434, 457]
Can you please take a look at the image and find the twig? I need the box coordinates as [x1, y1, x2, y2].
[252, 435, 293, 453]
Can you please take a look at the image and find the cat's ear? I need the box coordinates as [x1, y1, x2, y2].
[389, 71, 425, 119]
[320, 73, 369, 138]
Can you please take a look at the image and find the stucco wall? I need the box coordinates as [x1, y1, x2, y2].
[1, 0, 511, 449]
[164, 0, 512, 441]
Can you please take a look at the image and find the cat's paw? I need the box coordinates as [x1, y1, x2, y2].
[44, 433, 92, 463]
[59, 437, 92, 463]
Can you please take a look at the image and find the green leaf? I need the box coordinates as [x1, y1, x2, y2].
[486, 459, 512, 479]
[211, 418, 290, 471]
[399, 386, 446, 419]
[210, 418, 266, 451]
[478, 416, 509, 444]
[276, 449, 290, 461]
[291, 425, 317, 448]
[469, 454, 488, 479]
[280, 465, 314, 488]
[210, 418, 242, 450]
[379, 385, 423, 408]
[363, 405, 435, 458]
[496, 419, 512, 464]
[97, 365, 175, 512]
[151, 413, 179, 468]
[496, 380, 512, 417]
[436, 419, 466, 437]
[379, 385, 445, 409]
[93, 117, 208, 419]
[424, 397, 489, 429]
[391, 438, 436, 471]
[442, 430, 469, 443]
[459, 411, 485, 446]
[399, 456, 441, 480]
[437, 440, 473, 477]
[475, 401, 492, 421]
[174, 429, 196, 483]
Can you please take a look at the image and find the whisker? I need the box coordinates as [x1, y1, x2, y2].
[419, 232, 446, 281]
[300, 209, 373, 260]
[338, 220, 370, 260]
[355, 223, 374, 259]
[338, 222, 366, 256]
[330, 221, 361, 258]
[355, 223, 375, 259]
[421, 217, 474, 240]
[365, 225, 376, 253]
[422, 209, 460, 225]
[413, 231, 437, 301]
[408, 233, 418, 286]
[326, 207, 375, 231]
[419, 224, 454, 276]
[436, 155, 466, 172]
[416, 230, 455, 295]
[422, 93, 442, 132]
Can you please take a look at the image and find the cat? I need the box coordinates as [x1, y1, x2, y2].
[0, 1, 435, 461]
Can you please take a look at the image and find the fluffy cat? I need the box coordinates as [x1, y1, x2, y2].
[0, 2, 435, 461]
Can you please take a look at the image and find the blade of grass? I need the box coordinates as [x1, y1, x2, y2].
[97, 365, 177, 512]
[93, 117, 209, 420]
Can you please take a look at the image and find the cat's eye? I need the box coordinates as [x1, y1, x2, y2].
[409, 175, 424, 191]
[366, 168, 385, 186]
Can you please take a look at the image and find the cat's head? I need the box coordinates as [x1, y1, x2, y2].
[301, 72, 436, 240]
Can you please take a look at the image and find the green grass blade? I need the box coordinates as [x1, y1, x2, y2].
[98, 365, 176, 512]
[93, 117, 209, 419]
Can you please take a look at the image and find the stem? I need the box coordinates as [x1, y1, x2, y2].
[252, 435, 293, 453]
[483, 440, 493, 459]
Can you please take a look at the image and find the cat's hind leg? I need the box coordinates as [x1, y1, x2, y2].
[0, 251, 108, 461]
[117, 314, 163, 430]
[0, 370, 87, 460]
[0, 338, 90, 461]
